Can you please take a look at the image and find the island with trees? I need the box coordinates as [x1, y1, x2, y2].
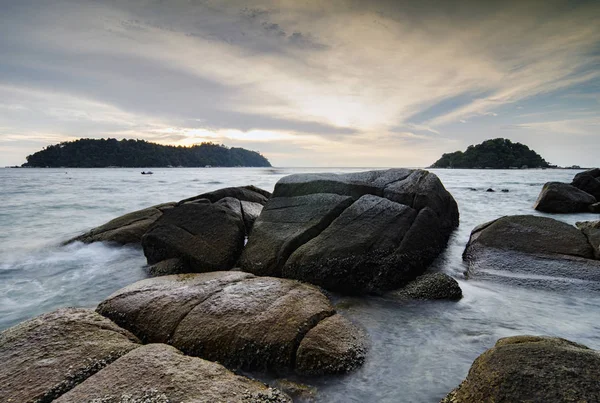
[431, 138, 550, 169]
[22, 138, 271, 168]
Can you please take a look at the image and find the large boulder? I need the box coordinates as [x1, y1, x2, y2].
[0, 308, 140, 402]
[577, 220, 600, 259]
[96, 271, 367, 374]
[66, 203, 175, 245]
[572, 168, 600, 200]
[55, 343, 291, 403]
[142, 203, 245, 273]
[442, 335, 600, 403]
[464, 215, 600, 291]
[240, 169, 459, 294]
[534, 182, 596, 213]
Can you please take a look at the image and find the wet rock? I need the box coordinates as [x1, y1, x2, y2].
[55, 343, 291, 403]
[296, 314, 368, 375]
[441, 335, 600, 403]
[486, 188, 495, 192]
[385, 272, 462, 301]
[142, 203, 245, 272]
[96, 272, 365, 374]
[534, 181, 596, 213]
[572, 168, 600, 200]
[241, 169, 459, 294]
[272, 379, 317, 402]
[464, 215, 600, 290]
[65, 203, 175, 245]
[0, 308, 140, 403]
[589, 202, 600, 213]
[577, 220, 600, 259]
[501, 189, 509, 193]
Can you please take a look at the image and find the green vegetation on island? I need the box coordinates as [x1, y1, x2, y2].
[22, 138, 271, 168]
[431, 138, 550, 169]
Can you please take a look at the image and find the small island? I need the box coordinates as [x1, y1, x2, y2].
[22, 138, 271, 168]
[431, 138, 550, 169]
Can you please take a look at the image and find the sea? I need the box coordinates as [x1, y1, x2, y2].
[1, 167, 599, 402]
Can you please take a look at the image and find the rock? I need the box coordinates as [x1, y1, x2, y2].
[486, 188, 495, 192]
[0, 308, 140, 403]
[96, 272, 365, 374]
[464, 215, 600, 291]
[241, 169, 459, 294]
[572, 168, 600, 200]
[239, 193, 354, 277]
[65, 203, 175, 245]
[441, 335, 600, 403]
[142, 202, 245, 272]
[295, 314, 368, 375]
[55, 344, 291, 403]
[385, 272, 463, 301]
[589, 202, 600, 213]
[147, 257, 186, 277]
[178, 185, 270, 205]
[501, 189, 509, 193]
[577, 220, 600, 259]
[534, 182, 596, 213]
[272, 379, 317, 402]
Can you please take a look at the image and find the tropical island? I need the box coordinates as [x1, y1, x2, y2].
[431, 138, 550, 169]
[22, 138, 271, 168]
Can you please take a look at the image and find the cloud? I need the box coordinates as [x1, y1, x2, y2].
[0, 0, 599, 167]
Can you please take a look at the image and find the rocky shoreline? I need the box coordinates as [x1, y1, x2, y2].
[2, 168, 600, 402]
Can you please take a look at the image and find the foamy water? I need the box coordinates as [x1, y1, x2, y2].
[1, 167, 599, 402]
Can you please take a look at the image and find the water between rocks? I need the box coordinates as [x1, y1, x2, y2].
[1, 167, 599, 402]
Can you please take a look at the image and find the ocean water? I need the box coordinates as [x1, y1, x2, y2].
[1, 167, 599, 402]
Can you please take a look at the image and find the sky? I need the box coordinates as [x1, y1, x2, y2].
[1, 0, 599, 167]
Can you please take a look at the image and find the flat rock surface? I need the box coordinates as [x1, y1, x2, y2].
[55, 344, 291, 403]
[241, 169, 459, 293]
[442, 335, 600, 403]
[0, 308, 140, 403]
[97, 272, 365, 374]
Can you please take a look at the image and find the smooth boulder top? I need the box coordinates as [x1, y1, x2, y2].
[55, 344, 291, 403]
[65, 202, 176, 245]
[441, 335, 600, 403]
[464, 215, 600, 291]
[178, 185, 270, 205]
[0, 308, 140, 403]
[241, 169, 459, 294]
[96, 271, 367, 375]
[534, 182, 597, 214]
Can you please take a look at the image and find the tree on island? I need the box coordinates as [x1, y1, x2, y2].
[431, 138, 550, 169]
[22, 138, 271, 168]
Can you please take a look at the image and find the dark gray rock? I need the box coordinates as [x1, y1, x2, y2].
[572, 168, 600, 200]
[0, 308, 140, 403]
[464, 215, 600, 291]
[534, 182, 596, 213]
[55, 344, 291, 403]
[142, 203, 245, 272]
[590, 202, 600, 213]
[147, 257, 186, 277]
[239, 193, 354, 277]
[577, 220, 600, 259]
[295, 314, 368, 375]
[65, 203, 175, 245]
[241, 169, 458, 294]
[96, 272, 366, 374]
[178, 185, 270, 205]
[441, 336, 600, 403]
[386, 272, 462, 301]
